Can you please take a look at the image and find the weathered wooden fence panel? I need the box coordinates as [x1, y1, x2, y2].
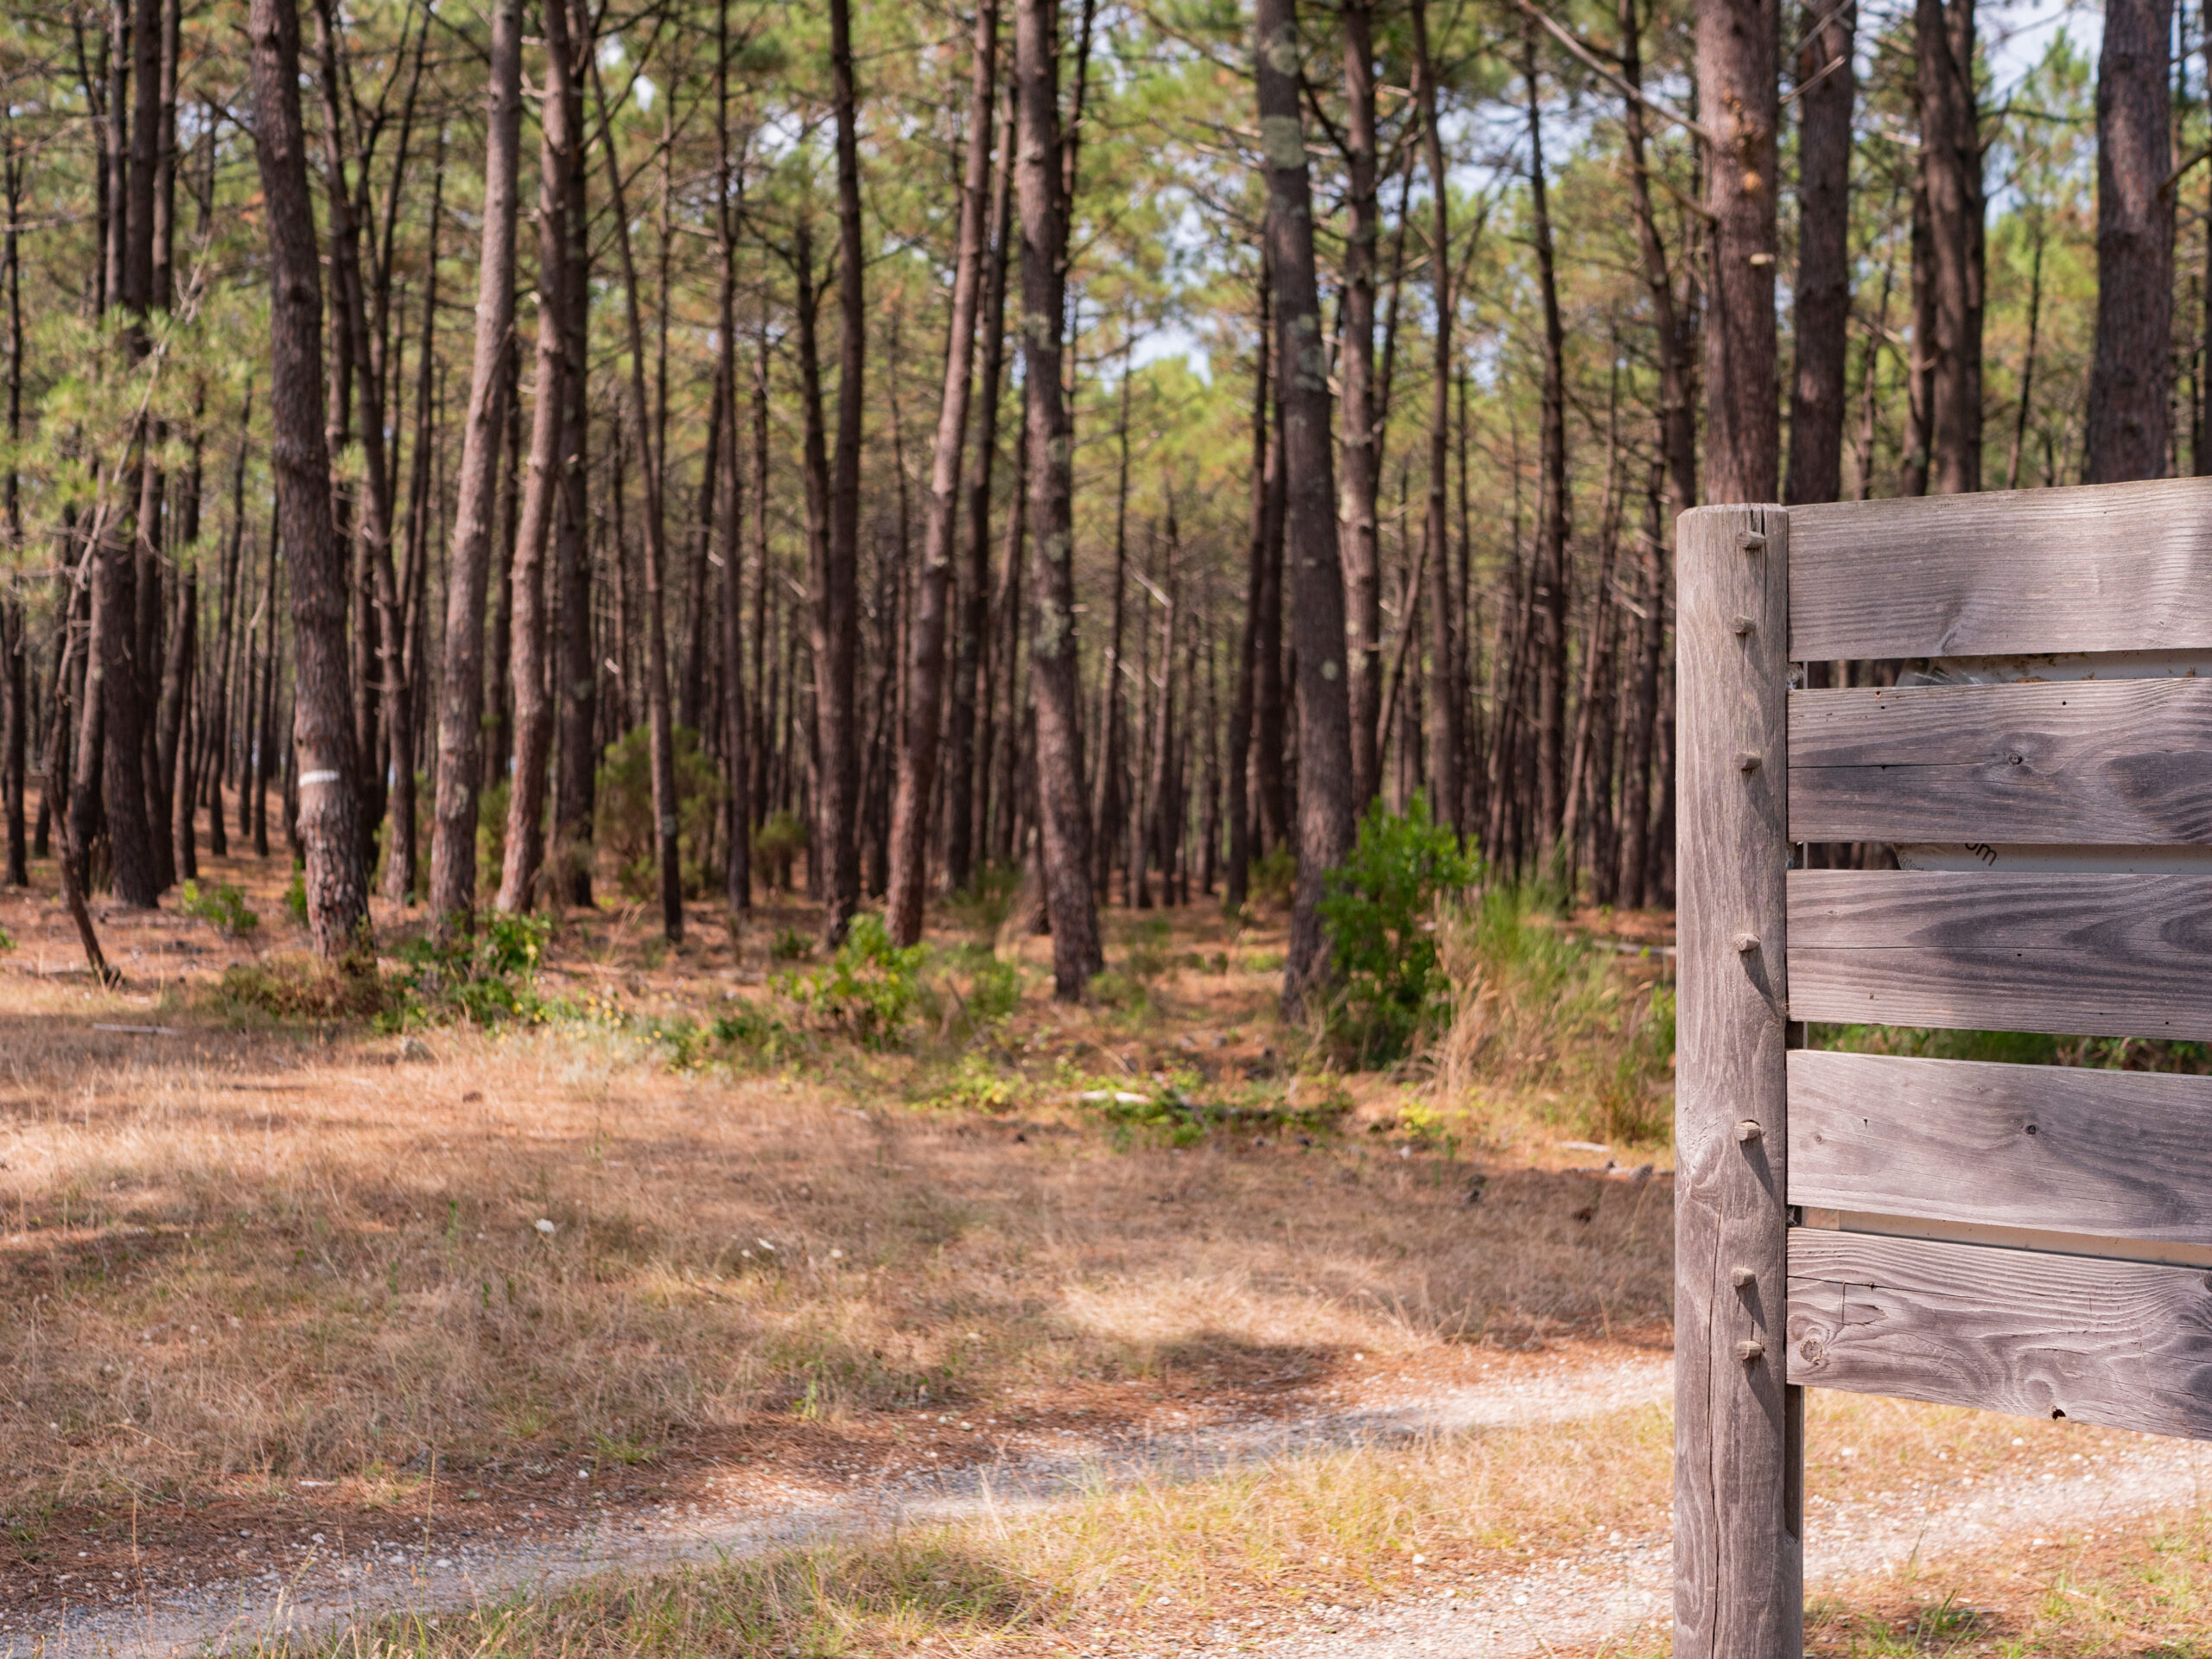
[1787, 870, 2212, 1037]
[1788, 679, 2212, 844]
[1788, 1230, 2212, 1440]
[1789, 1050, 2212, 1239]
[1677, 478, 2212, 1657]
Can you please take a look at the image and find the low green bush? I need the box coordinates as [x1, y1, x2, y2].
[753, 809, 810, 892]
[383, 912, 552, 1029]
[597, 725, 725, 899]
[778, 913, 926, 1049]
[1249, 844, 1296, 907]
[178, 879, 260, 939]
[1319, 792, 1479, 1065]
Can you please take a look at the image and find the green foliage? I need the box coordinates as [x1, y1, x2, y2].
[1319, 794, 1480, 1065]
[768, 926, 816, 963]
[944, 861, 1020, 937]
[283, 867, 308, 928]
[777, 914, 926, 1049]
[1249, 845, 1297, 907]
[1078, 1072, 1354, 1147]
[177, 879, 260, 939]
[753, 810, 810, 892]
[596, 726, 725, 900]
[1123, 917, 1173, 982]
[1812, 1023, 2212, 1073]
[711, 1001, 808, 1065]
[213, 957, 389, 1024]
[927, 1050, 1019, 1113]
[382, 912, 553, 1030]
[478, 778, 511, 897]
[1438, 886, 1675, 1146]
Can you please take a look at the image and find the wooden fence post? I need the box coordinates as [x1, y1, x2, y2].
[1674, 503, 1800, 1657]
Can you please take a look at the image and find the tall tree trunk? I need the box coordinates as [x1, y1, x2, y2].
[816, 0, 867, 945]
[1698, 0, 1781, 500]
[1256, 0, 1356, 1014]
[1619, 0, 1697, 521]
[1338, 0, 1382, 808]
[1252, 374, 1288, 851]
[591, 52, 683, 940]
[713, 0, 751, 918]
[1092, 350, 1132, 898]
[550, 0, 596, 906]
[500, 0, 581, 912]
[946, 79, 1015, 895]
[427, 0, 521, 932]
[2086, 0, 2175, 481]
[888, 0, 998, 944]
[1616, 453, 1665, 908]
[1784, 0, 1856, 505]
[1224, 257, 1266, 911]
[246, 0, 369, 956]
[3, 601, 22, 887]
[1013, 0, 1103, 996]
[386, 143, 442, 903]
[1522, 25, 1571, 854]
[2008, 208, 2046, 488]
[1414, 0, 1462, 836]
[1918, 0, 1983, 493]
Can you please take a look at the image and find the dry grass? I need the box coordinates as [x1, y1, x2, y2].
[0, 842, 1675, 1514]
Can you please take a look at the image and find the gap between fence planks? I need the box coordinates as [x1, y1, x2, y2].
[1788, 678, 2212, 844]
[1788, 479, 2212, 660]
[1787, 1228, 2212, 1441]
[1789, 1049, 2212, 1241]
[1787, 869, 2212, 1039]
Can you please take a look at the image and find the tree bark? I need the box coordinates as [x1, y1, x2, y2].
[1784, 0, 1855, 505]
[817, 0, 866, 945]
[499, 0, 581, 912]
[1338, 0, 1382, 809]
[1256, 0, 1356, 1014]
[1698, 0, 1781, 501]
[1224, 257, 1267, 912]
[946, 79, 1015, 895]
[1013, 0, 1103, 996]
[1414, 0, 1462, 836]
[1522, 24, 1570, 853]
[592, 49, 683, 940]
[427, 0, 521, 933]
[550, 0, 596, 906]
[888, 0, 998, 944]
[247, 0, 369, 956]
[1918, 0, 1983, 493]
[2086, 0, 2174, 482]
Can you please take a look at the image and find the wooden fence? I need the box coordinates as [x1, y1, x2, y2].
[1675, 482, 2212, 1657]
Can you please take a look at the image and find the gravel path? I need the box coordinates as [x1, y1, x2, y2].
[17, 1356, 2209, 1659]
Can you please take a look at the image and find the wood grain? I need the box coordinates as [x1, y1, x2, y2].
[1674, 505, 1800, 1659]
[1787, 870, 2212, 1038]
[1788, 480, 2212, 659]
[1788, 679, 2212, 844]
[1789, 1049, 2212, 1240]
[1787, 1229, 2212, 1440]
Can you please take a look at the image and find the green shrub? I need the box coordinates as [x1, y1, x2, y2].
[178, 880, 260, 939]
[214, 957, 388, 1023]
[596, 725, 725, 900]
[944, 861, 1020, 937]
[478, 777, 511, 896]
[383, 912, 552, 1029]
[1249, 844, 1297, 907]
[1124, 917, 1173, 982]
[778, 913, 925, 1048]
[712, 1001, 807, 1065]
[1319, 792, 1479, 1065]
[753, 809, 810, 892]
[283, 866, 308, 927]
[928, 1050, 1018, 1113]
[769, 926, 816, 963]
[1437, 884, 1675, 1145]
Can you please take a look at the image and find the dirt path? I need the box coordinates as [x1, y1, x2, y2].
[15, 1353, 2210, 1659]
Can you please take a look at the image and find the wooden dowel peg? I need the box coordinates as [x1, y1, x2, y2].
[1732, 1267, 1755, 1288]
[1734, 932, 1760, 954]
[1735, 1119, 1764, 1142]
[1737, 1338, 1766, 1361]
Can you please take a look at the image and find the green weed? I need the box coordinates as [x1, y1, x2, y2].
[178, 880, 260, 939]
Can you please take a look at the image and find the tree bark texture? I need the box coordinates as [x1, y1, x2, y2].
[428, 0, 520, 931]
[888, 0, 997, 944]
[1697, 0, 1781, 502]
[1256, 0, 1356, 1014]
[1014, 0, 1103, 999]
[1917, 0, 1983, 493]
[247, 0, 369, 957]
[1783, 0, 1855, 505]
[1338, 0, 1382, 810]
[2085, 0, 2174, 483]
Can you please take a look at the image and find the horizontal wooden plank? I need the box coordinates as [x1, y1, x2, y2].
[1787, 480, 2212, 659]
[1787, 1229, 2212, 1440]
[1788, 679, 2212, 844]
[1786, 870, 2212, 1039]
[1788, 1049, 2212, 1240]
